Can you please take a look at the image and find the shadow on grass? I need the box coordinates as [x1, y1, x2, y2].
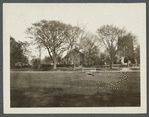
[11, 87, 140, 107]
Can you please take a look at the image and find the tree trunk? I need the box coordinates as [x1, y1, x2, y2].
[53, 57, 57, 70]
[110, 61, 113, 69]
[53, 62, 56, 69]
[110, 53, 113, 69]
[72, 54, 76, 70]
[73, 63, 75, 70]
[38, 61, 41, 68]
[110, 55, 113, 69]
[73, 57, 76, 70]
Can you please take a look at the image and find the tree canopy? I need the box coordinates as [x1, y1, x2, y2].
[117, 33, 137, 63]
[81, 33, 100, 66]
[97, 25, 126, 68]
[26, 20, 70, 69]
[25, 20, 140, 69]
[10, 37, 28, 68]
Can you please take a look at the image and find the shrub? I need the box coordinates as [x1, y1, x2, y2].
[32, 59, 40, 68]
[57, 64, 74, 67]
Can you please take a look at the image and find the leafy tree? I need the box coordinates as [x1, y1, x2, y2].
[99, 50, 113, 66]
[118, 33, 137, 63]
[99, 52, 106, 66]
[10, 37, 28, 68]
[26, 20, 69, 69]
[42, 56, 52, 64]
[97, 25, 126, 69]
[134, 45, 140, 64]
[30, 58, 40, 68]
[81, 33, 100, 66]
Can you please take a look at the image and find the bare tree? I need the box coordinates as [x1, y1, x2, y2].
[26, 20, 68, 69]
[97, 25, 126, 69]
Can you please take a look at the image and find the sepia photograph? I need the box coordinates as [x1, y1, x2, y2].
[3, 3, 146, 114]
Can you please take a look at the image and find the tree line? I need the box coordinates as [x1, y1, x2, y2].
[10, 20, 140, 69]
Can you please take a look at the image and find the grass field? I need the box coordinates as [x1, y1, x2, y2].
[10, 71, 140, 107]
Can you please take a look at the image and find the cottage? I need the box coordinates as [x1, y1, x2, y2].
[61, 49, 84, 67]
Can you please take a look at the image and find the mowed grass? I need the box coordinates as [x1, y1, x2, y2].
[10, 71, 140, 107]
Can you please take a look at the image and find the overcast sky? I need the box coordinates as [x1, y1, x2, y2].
[3, 3, 146, 59]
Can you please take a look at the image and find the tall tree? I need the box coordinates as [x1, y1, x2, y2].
[118, 33, 137, 63]
[97, 25, 126, 69]
[26, 20, 69, 69]
[10, 37, 28, 68]
[133, 44, 140, 64]
[81, 33, 100, 66]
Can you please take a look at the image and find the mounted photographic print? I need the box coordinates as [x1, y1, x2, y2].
[3, 3, 147, 114]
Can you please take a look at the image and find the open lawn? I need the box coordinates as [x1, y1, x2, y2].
[10, 71, 140, 107]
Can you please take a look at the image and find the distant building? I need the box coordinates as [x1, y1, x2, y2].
[61, 49, 84, 67]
